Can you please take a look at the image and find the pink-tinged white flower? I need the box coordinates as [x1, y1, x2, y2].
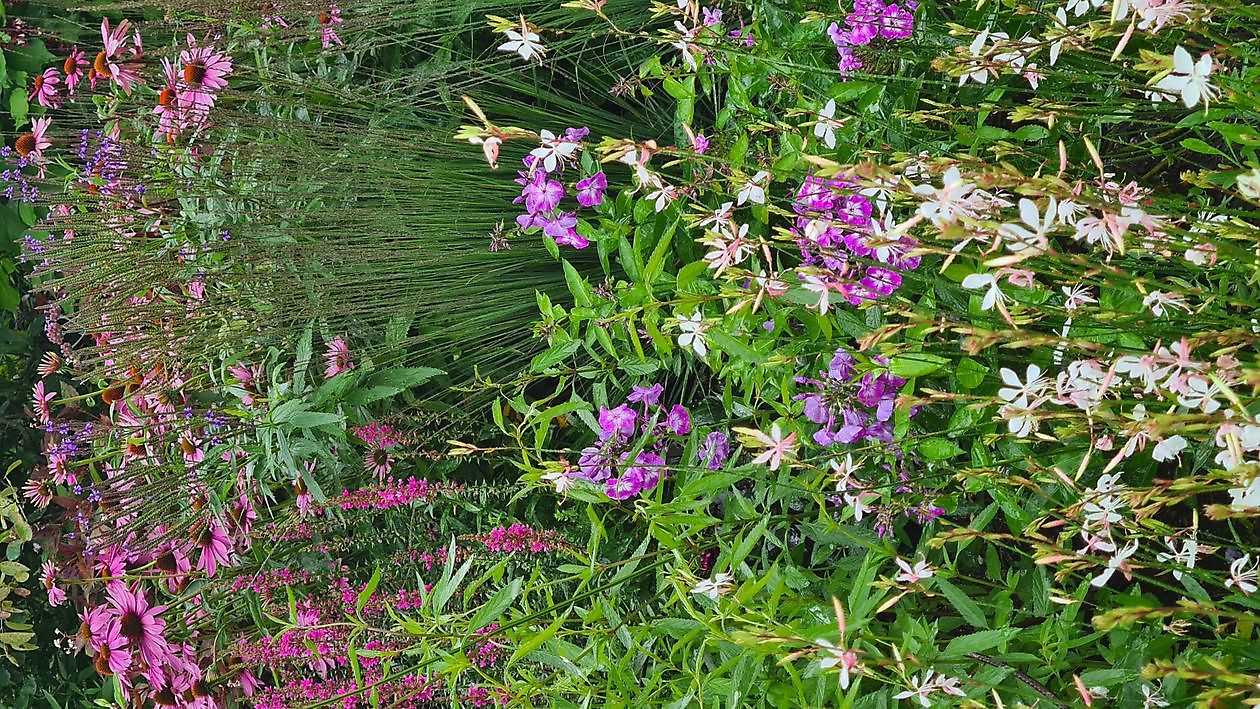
[676, 312, 708, 357]
[689, 572, 734, 600]
[912, 166, 977, 226]
[646, 179, 678, 212]
[736, 170, 770, 205]
[63, 48, 87, 94]
[961, 272, 1007, 312]
[15, 116, 53, 159]
[801, 273, 835, 315]
[105, 581, 171, 666]
[702, 223, 753, 275]
[1141, 683, 1170, 708]
[816, 638, 861, 689]
[96, 18, 144, 94]
[894, 669, 967, 706]
[31, 380, 54, 423]
[1226, 553, 1258, 595]
[541, 466, 576, 495]
[1155, 536, 1197, 580]
[1142, 290, 1191, 317]
[671, 21, 700, 70]
[998, 364, 1048, 405]
[1177, 374, 1221, 414]
[194, 521, 233, 577]
[30, 67, 62, 108]
[41, 561, 67, 606]
[498, 16, 545, 63]
[894, 555, 935, 585]
[1066, 0, 1105, 15]
[833, 456, 879, 522]
[323, 336, 354, 378]
[318, 5, 344, 49]
[1091, 539, 1139, 587]
[738, 423, 797, 471]
[1151, 434, 1187, 462]
[998, 197, 1057, 255]
[1153, 47, 1216, 109]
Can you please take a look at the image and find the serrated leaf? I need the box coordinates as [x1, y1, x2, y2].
[935, 578, 988, 629]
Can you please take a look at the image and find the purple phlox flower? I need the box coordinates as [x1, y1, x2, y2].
[829, 347, 857, 380]
[665, 404, 692, 435]
[702, 7, 722, 26]
[575, 171, 607, 208]
[522, 171, 565, 214]
[697, 431, 730, 470]
[599, 404, 638, 440]
[628, 383, 664, 408]
[880, 3, 915, 40]
[543, 212, 588, 249]
[692, 133, 710, 154]
[577, 443, 614, 483]
[563, 126, 590, 143]
[605, 471, 641, 500]
[623, 450, 666, 493]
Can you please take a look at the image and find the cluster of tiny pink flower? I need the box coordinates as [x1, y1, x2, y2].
[476, 523, 567, 554]
[333, 476, 463, 511]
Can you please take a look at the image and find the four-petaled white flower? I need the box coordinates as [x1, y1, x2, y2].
[894, 669, 966, 707]
[1226, 553, 1258, 595]
[1153, 46, 1217, 109]
[737, 170, 770, 205]
[894, 555, 935, 585]
[1151, 434, 1187, 462]
[998, 197, 1058, 254]
[498, 17, 546, 63]
[961, 272, 1007, 312]
[912, 166, 977, 226]
[814, 99, 842, 150]
[540, 467, 576, 495]
[801, 273, 834, 314]
[1142, 290, 1191, 317]
[529, 129, 579, 173]
[1091, 539, 1139, 587]
[1155, 536, 1197, 580]
[676, 312, 708, 357]
[689, 572, 735, 600]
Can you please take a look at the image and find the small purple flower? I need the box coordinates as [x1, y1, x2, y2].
[880, 3, 915, 40]
[665, 404, 691, 436]
[605, 473, 641, 501]
[697, 431, 730, 470]
[624, 450, 666, 493]
[522, 172, 565, 214]
[692, 133, 710, 154]
[563, 126, 590, 143]
[628, 383, 664, 408]
[575, 171, 607, 208]
[543, 212, 589, 249]
[599, 404, 638, 440]
[829, 348, 857, 380]
[702, 7, 722, 26]
[578, 444, 614, 482]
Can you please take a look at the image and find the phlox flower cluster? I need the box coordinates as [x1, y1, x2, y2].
[827, 0, 917, 75]
[792, 174, 921, 308]
[513, 127, 602, 249]
[795, 347, 907, 446]
[571, 385, 694, 500]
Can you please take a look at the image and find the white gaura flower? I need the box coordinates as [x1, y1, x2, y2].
[1226, 553, 1258, 595]
[1228, 476, 1260, 510]
[816, 638, 861, 690]
[676, 312, 708, 357]
[689, 572, 734, 600]
[702, 223, 753, 276]
[1155, 536, 1197, 580]
[1177, 374, 1221, 414]
[646, 181, 678, 212]
[961, 272, 1007, 312]
[1153, 46, 1217, 109]
[894, 555, 934, 585]
[814, 98, 841, 150]
[800, 273, 834, 314]
[1142, 290, 1191, 317]
[529, 129, 579, 172]
[671, 21, 699, 70]
[742, 423, 798, 471]
[1141, 684, 1171, 709]
[1061, 283, 1096, 311]
[1091, 539, 1139, 587]
[998, 197, 1058, 254]
[999, 364, 1047, 404]
[959, 28, 994, 85]
[1048, 7, 1070, 66]
[1151, 434, 1187, 462]
[737, 170, 770, 205]
[497, 16, 546, 63]
[912, 166, 977, 226]
[1066, 0, 1105, 16]
[1237, 169, 1260, 200]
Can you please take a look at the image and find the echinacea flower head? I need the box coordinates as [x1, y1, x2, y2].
[30, 67, 62, 108]
[15, 117, 53, 159]
[323, 336, 354, 378]
[64, 48, 87, 94]
[96, 18, 144, 94]
[31, 380, 55, 422]
[365, 446, 393, 478]
[105, 581, 171, 666]
[193, 521, 233, 577]
[177, 36, 233, 122]
[318, 5, 344, 48]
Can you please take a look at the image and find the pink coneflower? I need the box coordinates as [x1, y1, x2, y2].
[154, 58, 184, 141]
[41, 561, 67, 606]
[105, 581, 171, 666]
[95, 18, 144, 94]
[31, 380, 54, 422]
[152, 541, 191, 593]
[38, 352, 62, 377]
[92, 620, 133, 676]
[364, 446, 393, 478]
[318, 5, 344, 48]
[14, 116, 52, 159]
[177, 35, 233, 122]
[64, 48, 87, 94]
[323, 336, 354, 378]
[262, 1, 290, 28]
[30, 67, 62, 108]
[22, 477, 53, 507]
[193, 521, 232, 577]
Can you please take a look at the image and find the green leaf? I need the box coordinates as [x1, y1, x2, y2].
[356, 568, 382, 614]
[1180, 138, 1226, 158]
[531, 339, 581, 371]
[889, 353, 948, 378]
[935, 578, 988, 629]
[956, 357, 988, 390]
[468, 577, 522, 630]
[920, 437, 965, 460]
[510, 615, 566, 664]
[707, 329, 764, 364]
[285, 411, 343, 428]
[562, 259, 592, 307]
[943, 628, 1017, 656]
